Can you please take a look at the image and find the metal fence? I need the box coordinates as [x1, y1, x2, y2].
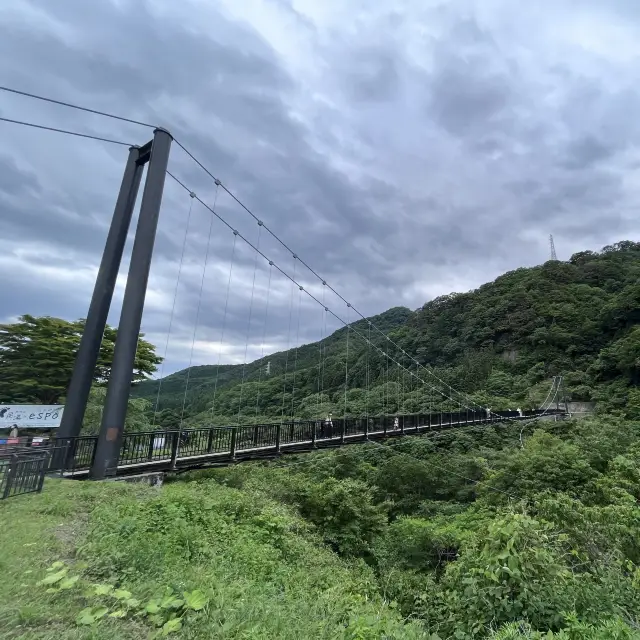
[0, 408, 562, 483]
[0, 449, 50, 500]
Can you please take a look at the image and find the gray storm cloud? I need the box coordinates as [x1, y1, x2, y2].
[1, 0, 639, 375]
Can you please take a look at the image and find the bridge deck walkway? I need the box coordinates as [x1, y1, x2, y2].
[56, 411, 558, 478]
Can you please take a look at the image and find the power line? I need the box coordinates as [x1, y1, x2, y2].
[0, 85, 156, 129]
[0, 115, 132, 146]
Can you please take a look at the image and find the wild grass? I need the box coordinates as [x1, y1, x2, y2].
[0, 477, 425, 639]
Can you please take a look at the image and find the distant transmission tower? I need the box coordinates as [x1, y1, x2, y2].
[549, 234, 558, 261]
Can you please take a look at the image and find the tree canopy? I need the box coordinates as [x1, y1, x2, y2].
[0, 314, 161, 404]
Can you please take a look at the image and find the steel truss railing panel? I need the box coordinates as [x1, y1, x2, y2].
[49, 409, 560, 476]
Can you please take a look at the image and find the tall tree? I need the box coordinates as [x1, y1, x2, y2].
[0, 315, 162, 404]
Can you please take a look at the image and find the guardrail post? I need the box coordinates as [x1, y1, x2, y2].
[229, 427, 237, 459]
[68, 438, 79, 472]
[2, 455, 18, 499]
[58, 439, 71, 476]
[169, 431, 180, 470]
[146, 434, 155, 462]
[90, 129, 173, 480]
[364, 417, 369, 440]
[37, 453, 49, 493]
[275, 424, 281, 453]
[340, 418, 345, 444]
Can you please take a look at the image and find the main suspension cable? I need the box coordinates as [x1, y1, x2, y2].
[172, 139, 489, 416]
[0, 115, 133, 146]
[166, 170, 545, 428]
[1, 85, 520, 418]
[0, 85, 156, 128]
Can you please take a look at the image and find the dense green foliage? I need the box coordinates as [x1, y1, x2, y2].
[0, 475, 426, 639]
[3, 415, 640, 638]
[0, 315, 161, 405]
[3, 242, 640, 637]
[192, 414, 640, 638]
[133, 241, 640, 427]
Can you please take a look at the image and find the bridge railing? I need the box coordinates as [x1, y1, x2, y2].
[41, 408, 558, 475]
[0, 449, 50, 499]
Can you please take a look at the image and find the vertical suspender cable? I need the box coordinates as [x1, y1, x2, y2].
[396, 353, 400, 416]
[343, 303, 351, 418]
[365, 322, 371, 423]
[210, 232, 238, 421]
[152, 194, 194, 428]
[280, 256, 298, 423]
[290, 284, 303, 420]
[254, 262, 273, 423]
[386, 353, 390, 417]
[236, 224, 263, 425]
[401, 352, 405, 415]
[315, 286, 324, 419]
[318, 283, 328, 419]
[180, 186, 219, 427]
[415, 360, 418, 416]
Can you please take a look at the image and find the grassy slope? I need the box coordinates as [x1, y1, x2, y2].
[0, 478, 426, 640]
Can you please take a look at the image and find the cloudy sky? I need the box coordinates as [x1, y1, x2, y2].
[1, 0, 640, 377]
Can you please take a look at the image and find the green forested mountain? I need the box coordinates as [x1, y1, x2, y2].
[133, 241, 640, 427]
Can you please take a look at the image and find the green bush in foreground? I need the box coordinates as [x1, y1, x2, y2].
[3, 415, 640, 639]
[0, 479, 426, 639]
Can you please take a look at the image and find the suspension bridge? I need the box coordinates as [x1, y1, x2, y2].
[0, 86, 569, 487]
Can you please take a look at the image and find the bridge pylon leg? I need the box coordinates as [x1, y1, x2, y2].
[53, 145, 144, 470]
[90, 128, 173, 480]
